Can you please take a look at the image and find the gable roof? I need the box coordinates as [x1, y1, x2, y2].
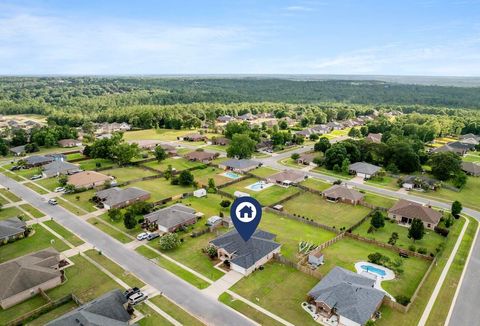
[402, 175, 439, 187]
[349, 162, 381, 175]
[184, 151, 217, 161]
[68, 171, 112, 187]
[144, 204, 196, 228]
[298, 152, 318, 163]
[388, 199, 442, 224]
[95, 187, 150, 207]
[366, 133, 382, 143]
[267, 170, 306, 184]
[9, 145, 26, 155]
[0, 248, 61, 300]
[308, 267, 384, 325]
[24, 155, 54, 166]
[43, 161, 81, 177]
[210, 229, 280, 269]
[0, 217, 27, 239]
[58, 139, 80, 146]
[47, 289, 133, 326]
[323, 185, 364, 202]
[462, 162, 480, 175]
[221, 159, 260, 170]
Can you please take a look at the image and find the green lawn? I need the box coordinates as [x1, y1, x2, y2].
[102, 166, 157, 183]
[462, 152, 480, 163]
[128, 178, 193, 202]
[26, 301, 78, 326]
[417, 176, 480, 211]
[231, 261, 318, 326]
[66, 152, 85, 161]
[19, 204, 44, 218]
[249, 167, 280, 178]
[62, 189, 97, 212]
[123, 128, 193, 141]
[312, 166, 353, 180]
[362, 192, 397, 208]
[211, 157, 229, 165]
[135, 246, 211, 289]
[0, 224, 69, 263]
[142, 157, 203, 172]
[191, 167, 231, 187]
[36, 177, 61, 191]
[319, 237, 431, 299]
[175, 193, 230, 217]
[222, 177, 301, 207]
[260, 211, 336, 260]
[13, 167, 42, 179]
[0, 206, 25, 220]
[79, 158, 115, 170]
[150, 296, 204, 326]
[99, 212, 143, 237]
[279, 158, 303, 169]
[136, 302, 174, 326]
[299, 177, 331, 192]
[0, 188, 21, 202]
[353, 217, 447, 255]
[204, 144, 227, 152]
[57, 198, 86, 216]
[24, 182, 49, 194]
[88, 218, 133, 244]
[282, 192, 371, 229]
[43, 220, 85, 247]
[3, 171, 24, 181]
[0, 293, 49, 325]
[0, 195, 8, 205]
[365, 176, 399, 190]
[85, 250, 145, 288]
[219, 293, 283, 326]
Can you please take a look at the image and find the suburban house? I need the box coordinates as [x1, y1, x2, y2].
[365, 133, 382, 143]
[95, 122, 131, 134]
[266, 170, 307, 187]
[144, 204, 201, 233]
[459, 133, 479, 145]
[219, 159, 261, 173]
[180, 133, 207, 142]
[388, 199, 442, 229]
[57, 139, 82, 147]
[67, 171, 114, 189]
[296, 152, 318, 165]
[0, 248, 63, 309]
[327, 121, 342, 130]
[349, 162, 382, 179]
[238, 113, 255, 121]
[217, 115, 235, 123]
[312, 125, 331, 135]
[93, 187, 150, 209]
[42, 161, 81, 178]
[211, 137, 230, 146]
[308, 267, 384, 326]
[9, 145, 26, 156]
[322, 185, 364, 205]
[432, 141, 474, 156]
[400, 175, 440, 190]
[206, 215, 223, 227]
[184, 150, 218, 162]
[462, 162, 480, 176]
[295, 128, 315, 137]
[127, 139, 162, 150]
[256, 139, 274, 151]
[209, 229, 281, 275]
[23, 155, 55, 168]
[0, 217, 27, 243]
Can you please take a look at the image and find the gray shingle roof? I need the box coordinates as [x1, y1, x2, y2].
[349, 162, 381, 176]
[144, 204, 196, 229]
[210, 229, 280, 269]
[0, 217, 26, 240]
[9, 145, 26, 155]
[43, 161, 81, 177]
[222, 159, 260, 170]
[24, 155, 54, 166]
[47, 289, 133, 326]
[462, 162, 480, 176]
[308, 267, 384, 325]
[95, 187, 150, 208]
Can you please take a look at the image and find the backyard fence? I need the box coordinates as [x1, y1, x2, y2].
[274, 254, 323, 279]
[268, 190, 303, 207]
[217, 175, 250, 189]
[295, 183, 323, 195]
[347, 212, 373, 232]
[264, 207, 340, 234]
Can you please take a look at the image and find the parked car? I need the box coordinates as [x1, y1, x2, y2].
[128, 292, 148, 305]
[136, 232, 149, 241]
[147, 233, 160, 241]
[124, 287, 141, 299]
[48, 199, 58, 205]
[10, 166, 21, 171]
[54, 187, 65, 193]
[30, 174, 42, 180]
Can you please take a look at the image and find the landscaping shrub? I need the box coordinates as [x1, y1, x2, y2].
[434, 226, 450, 237]
[408, 244, 416, 252]
[417, 247, 427, 254]
[395, 295, 411, 306]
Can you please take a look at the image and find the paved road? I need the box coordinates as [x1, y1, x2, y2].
[0, 174, 255, 326]
[257, 147, 480, 325]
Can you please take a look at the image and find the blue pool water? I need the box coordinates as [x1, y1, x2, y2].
[248, 182, 265, 190]
[223, 171, 241, 179]
[361, 265, 386, 277]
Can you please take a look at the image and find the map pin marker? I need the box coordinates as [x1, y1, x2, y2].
[230, 197, 262, 242]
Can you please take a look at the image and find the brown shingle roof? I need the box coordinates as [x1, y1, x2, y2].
[323, 185, 364, 202]
[184, 151, 217, 161]
[388, 199, 442, 224]
[68, 171, 112, 187]
[267, 170, 306, 184]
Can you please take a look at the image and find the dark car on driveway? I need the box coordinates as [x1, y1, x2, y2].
[124, 287, 141, 299]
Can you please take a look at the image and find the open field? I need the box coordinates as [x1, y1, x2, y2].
[260, 210, 336, 260]
[43, 220, 85, 246]
[142, 157, 203, 172]
[282, 192, 371, 229]
[222, 177, 301, 207]
[128, 178, 193, 202]
[135, 245, 210, 289]
[365, 176, 400, 190]
[174, 193, 230, 217]
[123, 128, 194, 141]
[103, 166, 157, 183]
[0, 224, 69, 263]
[231, 261, 318, 326]
[319, 237, 431, 299]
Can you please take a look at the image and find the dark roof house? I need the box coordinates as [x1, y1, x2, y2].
[462, 162, 480, 176]
[42, 161, 81, 178]
[94, 187, 150, 209]
[219, 159, 260, 172]
[388, 199, 442, 229]
[23, 155, 54, 167]
[322, 185, 364, 205]
[0, 217, 27, 242]
[144, 204, 198, 233]
[9, 145, 26, 156]
[184, 150, 218, 162]
[349, 162, 381, 178]
[266, 170, 307, 186]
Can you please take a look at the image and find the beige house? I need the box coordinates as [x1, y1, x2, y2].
[322, 185, 364, 205]
[388, 199, 442, 230]
[67, 171, 114, 189]
[0, 248, 63, 309]
[266, 170, 307, 187]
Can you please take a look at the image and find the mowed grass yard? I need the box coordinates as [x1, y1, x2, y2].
[123, 128, 193, 141]
[0, 224, 69, 263]
[175, 193, 231, 217]
[249, 166, 280, 178]
[282, 192, 371, 229]
[43, 220, 85, 247]
[362, 192, 397, 208]
[191, 167, 231, 187]
[365, 176, 399, 191]
[231, 261, 319, 326]
[222, 177, 300, 207]
[62, 189, 97, 213]
[462, 152, 480, 163]
[353, 216, 448, 255]
[79, 158, 115, 170]
[260, 211, 336, 260]
[0, 188, 21, 202]
[142, 157, 203, 172]
[36, 176, 61, 191]
[320, 237, 431, 299]
[128, 178, 193, 202]
[102, 166, 157, 183]
[299, 177, 331, 192]
[0, 206, 25, 220]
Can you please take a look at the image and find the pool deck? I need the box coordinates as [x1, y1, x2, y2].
[244, 181, 274, 192]
[355, 261, 395, 300]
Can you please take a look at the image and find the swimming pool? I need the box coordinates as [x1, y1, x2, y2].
[245, 181, 274, 192]
[361, 264, 387, 277]
[221, 171, 241, 179]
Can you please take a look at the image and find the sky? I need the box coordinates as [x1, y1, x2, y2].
[1, 0, 480, 76]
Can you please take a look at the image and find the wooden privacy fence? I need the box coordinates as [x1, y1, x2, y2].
[264, 207, 340, 234]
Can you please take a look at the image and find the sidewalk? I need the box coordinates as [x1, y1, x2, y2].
[203, 270, 243, 298]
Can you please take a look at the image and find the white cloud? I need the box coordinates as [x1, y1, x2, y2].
[284, 6, 314, 12]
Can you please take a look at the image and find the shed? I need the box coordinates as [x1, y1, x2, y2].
[193, 188, 207, 198]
